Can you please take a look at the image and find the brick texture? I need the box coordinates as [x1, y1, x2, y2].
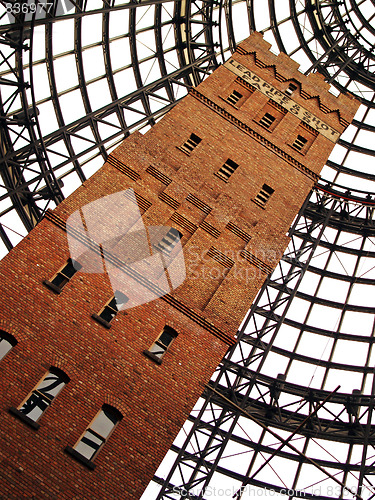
[0, 32, 359, 499]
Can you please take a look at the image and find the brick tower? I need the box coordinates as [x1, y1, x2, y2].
[0, 33, 358, 499]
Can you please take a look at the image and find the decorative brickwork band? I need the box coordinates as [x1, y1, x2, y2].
[236, 45, 288, 82]
[226, 222, 251, 243]
[190, 88, 319, 182]
[186, 194, 212, 214]
[161, 294, 235, 346]
[240, 249, 273, 275]
[45, 209, 66, 229]
[170, 213, 198, 234]
[235, 76, 256, 93]
[146, 165, 172, 185]
[123, 189, 152, 213]
[44, 210, 234, 346]
[159, 192, 180, 210]
[207, 247, 235, 269]
[107, 155, 140, 181]
[200, 221, 221, 239]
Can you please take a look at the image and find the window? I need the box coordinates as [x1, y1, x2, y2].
[0, 331, 17, 361]
[92, 291, 129, 328]
[290, 123, 318, 154]
[215, 158, 239, 181]
[226, 89, 242, 106]
[259, 112, 276, 129]
[285, 83, 297, 96]
[292, 134, 308, 151]
[254, 184, 274, 208]
[66, 405, 122, 467]
[44, 258, 81, 293]
[12, 368, 69, 426]
[179, 133, 201, 155]
[220, 81, 254, 108]
[256, 101, 286, 131]
[144, 326, 178, 364]
[154, 228, 182, 255]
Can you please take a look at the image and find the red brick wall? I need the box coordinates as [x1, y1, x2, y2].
[0, 33, 359, 499]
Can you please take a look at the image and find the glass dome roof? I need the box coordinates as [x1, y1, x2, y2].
[1, 1, 375, 498]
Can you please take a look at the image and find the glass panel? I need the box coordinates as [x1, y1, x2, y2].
[19, 372, 66, 421]
[90, 408, 118, 438]
[114, 291, 129, 310]
[158, 329, 175, 348]
[19, 393, 49, 421]
[52, 259, 81, 287]
[107, 296, 118, 311]
[149, 343, 166, 358]
[0, 339, 14, 361]
[37, 373, 66, 398]
[61, 260, 77, 279]
[75, 430, 104, 460]
[51, 273, 68, 288]
[155, 228, 181, 254]
[100, 306, 116, 323]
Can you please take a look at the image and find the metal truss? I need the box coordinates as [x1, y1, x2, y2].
[153, 187, 375, 499]
[0, 0, 219, 251]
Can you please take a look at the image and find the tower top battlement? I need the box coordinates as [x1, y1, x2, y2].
[234, 31, 359, 129]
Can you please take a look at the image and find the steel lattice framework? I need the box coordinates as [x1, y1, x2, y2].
[2, 1, 375, 499]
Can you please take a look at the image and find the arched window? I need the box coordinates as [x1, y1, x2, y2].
[44, 258, 81, 293]
[144, 325, 178, 364]
[92, 291, 129, 328]
[66, 405, 123, 467]
[0, 330, 17, 361]
[17, 367, 69, 423]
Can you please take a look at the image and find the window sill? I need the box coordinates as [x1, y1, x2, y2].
[288, 144, 307, 156]
[65, 446, 96, 470]
[176, 146, 192, 156]
[214, 172, 229, 182]
[218, 95, 240, 109]
[43, 280, 62, 294]
[8, 407, 40, 430]
[92, 314, 112, 329]
[251, 199, 266, 210]
[254, 121, 274, 133]
[143, 350, 163, 365]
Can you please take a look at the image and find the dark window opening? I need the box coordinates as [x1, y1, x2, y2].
[144, 326, 178, 363]
[0, 331, 17, 361]
[255, 101, 286, 131]
[93, 291, 129, 328]
[292, 135, 308, 151]
[216, 159, 239, 181]
[70, 405, 122, 463]
[285, 83, 297, 96]
[255, 184, 274, 207]
[179, 133, 202, 155]
[226, 90, 243, 106]
[17, 368, 69, 423]
[45, 258, 81, 293]
[259, 112, 276, 129]
[154, 228, 182, 255]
